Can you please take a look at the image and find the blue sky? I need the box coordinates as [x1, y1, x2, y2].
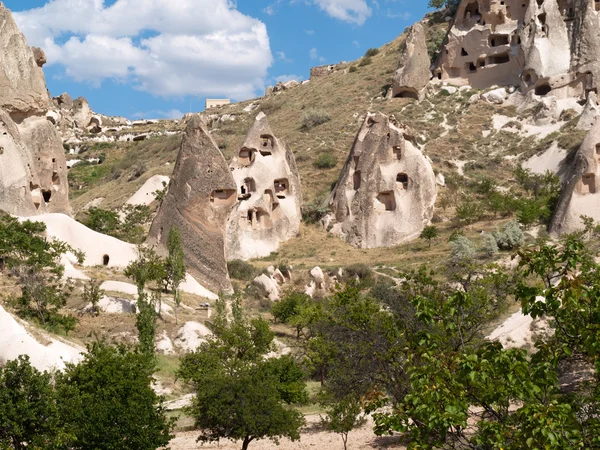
[6, 0, 431, 119]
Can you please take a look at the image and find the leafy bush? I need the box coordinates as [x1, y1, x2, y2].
[420, 225, 439, 247]
[364, 48, 379, 57]
[348, 65, 358, 73]
[314, 152, 338, 169]
[303, 195, 329, 224]
[493, 220, 523, 250]
[227, 260, 257, 281]
[480, 233, 498, 256]
[455, 199, 485, 224]
[83, 278, 104, 316]
[359, 56, 372, 67]
[450, 235, 475, 264]
[301, 109, 332, 130]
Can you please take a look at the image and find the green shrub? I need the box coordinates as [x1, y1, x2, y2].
[455, 200, 485, 224]
[450, 235, 475, 264]
[359, 56, 372, 67]
[314, 152, 338, 169]
[364, 48, 380, 57]
[303, 195, 329, 224]
[227, 260, 257, 281]
[301, 109, 332, 130]
[493, 220, 523, 250]
[349, 65, 358, 73]
[480, 233, 498, 256]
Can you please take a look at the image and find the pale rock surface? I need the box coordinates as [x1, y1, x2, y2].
[551, 119, 600, 234]
[326, 112, 437, 248]
[148, 117, 236, 294]
[156, 331, 175, 355]
[441, 86, 457, 95]
[174, 322, 211, 352]
[434, 0, 600, 101]
[391, 23, 431, 100]
[0, 304, 84, 371]
[577, 93, 600, 131]
[126, 175, 170, 206]
[226, 113, 302, 260]
[482, 88, 508, 104]
[309, 266, 325, 289]
[252, 273, 280, 301]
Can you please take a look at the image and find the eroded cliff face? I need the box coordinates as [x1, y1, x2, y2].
[148, 117, 236, 295]
[551, 117, 600, 234]
[0, 2, 69, 216]
[226, 113, 302, 260]
[434, 0, 600, 100]
[325, 112, 437, 249]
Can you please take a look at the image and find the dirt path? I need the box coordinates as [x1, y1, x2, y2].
[168, 416, 406, 450]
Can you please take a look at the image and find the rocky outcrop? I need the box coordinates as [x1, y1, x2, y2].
[148, 117, 236, 294]
[0, 3, 70, 216]
[550, 119, 600, 235]
[433, 0, 600, 100]
[578, 93, 600, 131]
[325, 112, 437, 249]
[391, 23, 431, 100]
[0, 4, 50, 118]
[226, 113, 302, 260]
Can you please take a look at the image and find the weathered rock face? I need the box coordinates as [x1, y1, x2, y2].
[550, 118, 600, 234]
[392, 23, 431, 100]
[0, 3, 70, 216]
[148, 117, 236, 294]
[0, 3, 50, 118]
[226, 113, 302, 260]
[326, 112, 437, 249]
[433, 0, 600, 99]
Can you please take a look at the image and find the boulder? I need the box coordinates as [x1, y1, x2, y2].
[226, 112, 302, 260]
[309, 266, 325, 288]
[550, 119, 600, 235]
[148, 117, 236, 294]
[32, 47, 46, 67]
[72, 97, 92, 129]
[252, 274, 280, 301]
[326, 112, 437, 248]
[0, 4, 50, 118]
[482, 88, 508, 104]
[54, 93, 73, 110]
[391, 23, 430, 100]
[46, 110, 60, 125]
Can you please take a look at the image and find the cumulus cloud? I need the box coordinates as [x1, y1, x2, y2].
[309, 48, 325, 62]
[14, 0, 273, 99]
[312, 0, 371, 25]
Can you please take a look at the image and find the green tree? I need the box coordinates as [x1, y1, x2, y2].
[165, 226, 186, 324]
[419, 225, 439, 247]
[136, 291, 158, 355]
[321, 394, 365, 450]
[82, 208, 120, 235]
[0, 356, 69, 449]
[82, 278, 104, 316]
[178, 297, 307, 450]
[0, 214, 77, 333]
[57, 343, 173, 450]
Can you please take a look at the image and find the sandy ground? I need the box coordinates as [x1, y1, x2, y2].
[168, 416, 406, 450]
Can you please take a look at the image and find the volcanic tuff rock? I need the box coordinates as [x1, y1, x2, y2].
[148, 117, 236, 294]
[0, 2, 69, 216]
[550, 118, 600, 235]
[391, 22, 431, 100]
[226, 112, 302, 260]
[433, 0, 600, 100]
[326, 112, 437, 249]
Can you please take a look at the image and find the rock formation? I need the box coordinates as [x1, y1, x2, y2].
[226, 112, 302, 260]
[325, 112, 436, 249]
[391, 23, 431, 100]
[148, 117, 236, 294]
[550, 118, 600, 234]
[433, 0, 600, 100]
[0, 3, 69, 216]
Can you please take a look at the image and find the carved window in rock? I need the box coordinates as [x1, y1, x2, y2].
[353, 155, 360, 167]
[397, 173, 409, 190]
[263, 189, 279, 211]
[488, 52, 510, 65]
[375, 191, 396, 212]
[478, 58, 486, 68]
[52, 171, 60, 186]
[210, 189, 236, 206]
[465, 62, 477, 73]
[274, 178, 289, 199]
[353, 171, 361, 190]
[245, 209, 272, 229]
[394, 88, 419, 99]
[238, 147, 256, 166]
[42, 190, 52, 203]
[535, 83, 552, 96]
[596, 143, 600, 160]
[463, 1, 481, 23]
[596, 0, 600, 12]
[259, 134, 274, 156]
[489, 34, 509, 47]
[580, 174, 596, 194]
[30, 183, 41, 209]
[103, 254, 110, 266]
[239, 178, 256, 200]
[461, 48, 468, 56]
[511, 34, 521, 45]
[392, 146, 403, 160]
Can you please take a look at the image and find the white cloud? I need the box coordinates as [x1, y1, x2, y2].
[352, 40, 360, 48]
[14, 0, 273, 100]
[276, 51, 292, 63]
[304, 29, 315, 35]
[312, 0, 371, 25]
[386, 10, 412, 19]
[309, 48, 325, 62]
